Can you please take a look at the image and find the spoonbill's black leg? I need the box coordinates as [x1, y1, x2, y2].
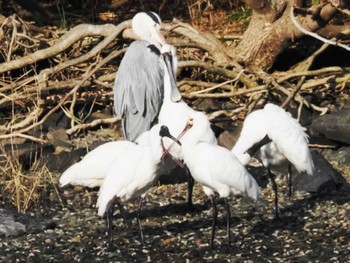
[186, 165, 195, 212]
[136, 197, 144, 244]
[116, 201, 129, 229]
[224, 198, 231, 248]
[267, 168, 280, 221]
[105, 197, 117, 249]
[209, 195, 218, 250]
[287, 164, 293, 199]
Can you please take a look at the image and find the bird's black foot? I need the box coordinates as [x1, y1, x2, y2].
[272, 214, 283, 223]
[107, 241, 115, 251]
[209, 241, 215, 252]
[187, 202, 195, 212]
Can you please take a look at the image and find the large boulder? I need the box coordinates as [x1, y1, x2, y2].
[292, 151, 349, 193]
[310, 108, 350, 145]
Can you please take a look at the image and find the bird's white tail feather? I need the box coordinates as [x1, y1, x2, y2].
[59, 164, 80, 187]
[229, 160, 260, 200]
[244, 172, 260, 200]
[263, 104, 315, 175]
[59, 162, 106, 188]
[96, 183, 116, 217]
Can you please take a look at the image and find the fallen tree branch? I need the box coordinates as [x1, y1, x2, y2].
[0, 132, 48, 143]
[291, 5, 350, 52]
[182, 85, 267, 99]
[276, 66, 343, 83]
[178, 60, 257, 88]
[66, 116, 120, 135]
[0, 21, 130, 74]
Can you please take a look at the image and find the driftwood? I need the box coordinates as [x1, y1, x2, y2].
[0, 2, 349, 144]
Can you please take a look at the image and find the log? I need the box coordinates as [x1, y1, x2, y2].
[233, 1, 339, 71]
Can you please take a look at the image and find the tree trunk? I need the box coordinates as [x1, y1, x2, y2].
[232, 0, 339, 71]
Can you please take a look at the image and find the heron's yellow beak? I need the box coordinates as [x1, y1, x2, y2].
[151, 27, 167, 47]
[163, 53, 182, 102]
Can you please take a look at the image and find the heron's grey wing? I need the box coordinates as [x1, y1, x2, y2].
[113, 41, 164, 142]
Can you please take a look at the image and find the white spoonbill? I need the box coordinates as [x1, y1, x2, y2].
[231, 103, 314, 220]
[114, 12, 181, 142]
[157, 44, 217, 210]
[179, 113, 260, 250]
[96, 124, 181, 248]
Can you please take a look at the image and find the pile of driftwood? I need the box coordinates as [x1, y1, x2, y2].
[0, 1, 349, 143]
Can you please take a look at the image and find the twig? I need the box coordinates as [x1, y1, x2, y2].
[207, 107, 245, 120]
[192, 70, 244, 94]
[281, 76, 306, 109]
[178, 60, 257, 89]
[0, 132, 47, 143]
[7, 16, 18, 62]
[183, 85, 267, 99]
[66, 116, 120, 135]
[276, 66, 342, 83]
[308, 143, 337, 149]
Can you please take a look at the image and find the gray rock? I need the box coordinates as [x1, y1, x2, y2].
[0, 208, 57, 237]
[292, 151, 349, 193]
[322, 147, 350, 164]
[0, 209, 26, 237]
[310, 108, 350, 144]
[41, 147, 87, 173]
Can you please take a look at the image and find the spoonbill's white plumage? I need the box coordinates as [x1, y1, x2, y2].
[157, 44, 217, 210]
[113, 12, 181, 142]
[59, 141, 132, 188]
[232, 103, 314, 219]
[96, 124, 181, 247]
[180, 112, 260, 249]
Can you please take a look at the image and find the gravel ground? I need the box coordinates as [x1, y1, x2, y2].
[0, 164, 349, 263]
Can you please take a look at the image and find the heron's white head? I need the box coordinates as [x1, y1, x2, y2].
[132, 12, 167, 49]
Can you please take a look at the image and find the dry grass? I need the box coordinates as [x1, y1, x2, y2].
[0, 146, 60, 213]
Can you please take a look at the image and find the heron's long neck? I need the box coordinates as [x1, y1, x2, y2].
[143, 36, 161, 50]
[163, 62, 172, 100]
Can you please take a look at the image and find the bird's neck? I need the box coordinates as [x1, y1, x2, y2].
[143, 37, 161, 50]
[148, 134, 165, 162]
[162, 61, 172, 100]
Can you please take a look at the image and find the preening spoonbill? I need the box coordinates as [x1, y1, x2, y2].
[232, 103, 314, 220]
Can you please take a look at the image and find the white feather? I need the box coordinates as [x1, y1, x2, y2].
[96, 124, 166, 217]
[263, 104, 314, 175]
[232, 103, 314, 175]
[181, 111, 260, 200]
[59, 141, 134, 188]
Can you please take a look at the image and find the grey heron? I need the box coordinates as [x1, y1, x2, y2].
[114, 12, 181, 142]
[231, 103, 314, 220]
